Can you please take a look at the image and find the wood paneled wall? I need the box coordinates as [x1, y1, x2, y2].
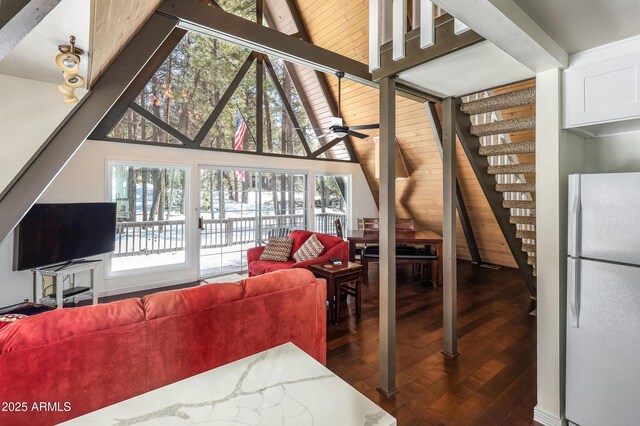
[86, 0, 530, 268]
[295, 0, 520, 267]
[88, 0, 162, 87]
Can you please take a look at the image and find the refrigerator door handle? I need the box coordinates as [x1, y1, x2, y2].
[568, 174, 581, 258]
[568, 258, 581, 328]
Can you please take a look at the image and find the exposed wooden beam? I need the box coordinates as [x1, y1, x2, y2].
[159, 0, 440, 105]
[263, 56, 312, 156]
[256, 0, 263, 24]
[129, 102, 194, 147]
[102, 137, 353, 163]
[455, 97, 537, 295]
[0, 0, 61, 61]
[442, 96, 459, 358]
[310, 137, 346, 158]
[90, 28, 187, 139]
[425, 101, 481, 264]
[377, 75, 397, 397]
[431, 0, 568, 71]
[192, 52, 257, 146]
[0, 13, 179, 245]
[256, 56, 264, 154]
[276, 0, 360, 160]
[373, 13, 484, 80]
[158, 0, 372, 87]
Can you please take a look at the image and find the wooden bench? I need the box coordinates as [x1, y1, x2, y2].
[361, 245, 438, 287]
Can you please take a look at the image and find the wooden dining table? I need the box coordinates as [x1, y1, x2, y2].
[345, 229, 444, 286]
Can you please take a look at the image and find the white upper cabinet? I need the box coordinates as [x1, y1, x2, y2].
[564, 36, 640, 137]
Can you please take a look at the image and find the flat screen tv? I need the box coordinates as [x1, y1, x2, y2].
[13, 203, 117, 271]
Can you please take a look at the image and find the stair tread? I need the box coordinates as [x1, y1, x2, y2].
[479, 140, 535, 156]
[488, 163, 535, 175]
[504, 200, 535, 209]
[496, 183, 536, 193]
[471, 116, 535, 137]
[522, 243, 536, 252]
[461, 87, 536, 115]
[516, 229, 536, 239]
[510, 215, 536, 225]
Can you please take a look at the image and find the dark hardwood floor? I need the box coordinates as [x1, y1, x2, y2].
[92, 260, 537, 425]
[328, 260, 537, 426]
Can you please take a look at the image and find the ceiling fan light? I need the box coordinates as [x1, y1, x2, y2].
[63, 73, 85, 88]
[333, 131, 348, 138]
[55, 53, 80, 73]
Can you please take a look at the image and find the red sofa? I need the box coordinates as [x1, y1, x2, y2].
[0, 269, 326, 426]
[247, 229, 349, 276]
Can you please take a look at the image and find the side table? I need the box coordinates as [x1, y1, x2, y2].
[32, 260, 101, 309]
[308, 262, 363, 325]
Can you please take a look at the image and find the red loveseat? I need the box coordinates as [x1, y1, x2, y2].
[0, 269, 326, 426]
[247, 229, 349, 277]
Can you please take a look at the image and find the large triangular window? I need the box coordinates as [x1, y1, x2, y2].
[103, 21, 353, 161]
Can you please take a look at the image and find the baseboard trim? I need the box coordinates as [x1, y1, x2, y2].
[98, 278, 196, 298]
[533, 406, 566, 426]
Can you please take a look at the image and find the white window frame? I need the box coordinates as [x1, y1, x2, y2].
[197, 164, 309, 278]
[311, 172, 352, 233]
[105, 160, 192, 278]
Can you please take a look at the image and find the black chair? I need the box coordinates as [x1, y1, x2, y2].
[361, 246, 438, 287]
[335, 219, 343, 239]
[263, 227, 292, 244]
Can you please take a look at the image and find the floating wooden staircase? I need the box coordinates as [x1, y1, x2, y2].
[456, 84, 537, 295]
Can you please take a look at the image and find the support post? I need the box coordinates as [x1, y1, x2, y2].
[442, 97, 459, 358]
[377, 76, 397, 397]
[425, 102, 481, 264]
[256, 56, 264, 154]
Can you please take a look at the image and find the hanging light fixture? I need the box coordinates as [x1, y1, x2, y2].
[63, 73, 85, 88]
[55, 35, 85, 104]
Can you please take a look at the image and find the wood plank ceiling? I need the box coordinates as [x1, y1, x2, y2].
[294, 0, 518, 267]
[88, 0, 162, 87]
[86, 0, 524, 267]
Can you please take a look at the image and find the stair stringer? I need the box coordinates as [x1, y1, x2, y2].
[454, 97, 537, 296]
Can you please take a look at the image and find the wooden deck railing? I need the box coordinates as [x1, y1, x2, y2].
[114, 213, 346, 257]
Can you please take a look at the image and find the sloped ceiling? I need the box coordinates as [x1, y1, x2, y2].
[41, 0, 520, 267]
[0, 0, 90, 84]
[88, 0, 162, 86]
[293, 0, 518, 267]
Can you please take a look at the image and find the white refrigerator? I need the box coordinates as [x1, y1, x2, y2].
[567, 173, 640, 426]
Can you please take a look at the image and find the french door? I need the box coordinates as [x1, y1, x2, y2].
[198, 166, 306, 279]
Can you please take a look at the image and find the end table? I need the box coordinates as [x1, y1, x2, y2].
[308, 261, 363, 325]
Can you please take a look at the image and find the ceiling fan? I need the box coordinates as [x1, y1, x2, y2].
[298, 71, 379, 141]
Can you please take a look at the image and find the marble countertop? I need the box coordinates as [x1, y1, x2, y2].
[61, 342, 396, 426]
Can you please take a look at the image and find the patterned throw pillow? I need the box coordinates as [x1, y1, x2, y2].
[0, 313, 27, 332]
[293, 234, 325, 262]
[259, 237, 294, 262]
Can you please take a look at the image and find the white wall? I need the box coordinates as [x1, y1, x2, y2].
[0, 139, 377, 307]
[0, 74, 79, 195]
[584, 132, 640, 173]
[535, 69, 585, 426]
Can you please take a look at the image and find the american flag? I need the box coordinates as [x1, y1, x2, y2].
[234, 110, 246, 181]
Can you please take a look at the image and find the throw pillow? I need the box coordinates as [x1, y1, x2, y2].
[259, 237, 294, 262]
[293, 234, 325, 262]
[0, 313, 27, 332]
